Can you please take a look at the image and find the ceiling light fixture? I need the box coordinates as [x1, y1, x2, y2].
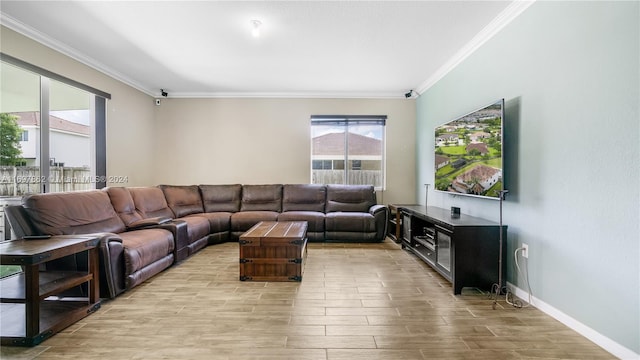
[251, 20, 262, 37]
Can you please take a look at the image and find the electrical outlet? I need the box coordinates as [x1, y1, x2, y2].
[522, 243, 529, 258]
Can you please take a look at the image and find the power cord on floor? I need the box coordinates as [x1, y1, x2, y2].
[504, 246, 532, 308]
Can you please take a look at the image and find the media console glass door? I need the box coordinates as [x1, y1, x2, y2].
[402, 213, 411, 244]
[436, 227, 452, 273]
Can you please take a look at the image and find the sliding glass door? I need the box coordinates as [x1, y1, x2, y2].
[49, 79, 94, 193]
[0, 55, 109, 244]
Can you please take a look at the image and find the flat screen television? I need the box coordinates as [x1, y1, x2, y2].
[434, 99, 504, 200]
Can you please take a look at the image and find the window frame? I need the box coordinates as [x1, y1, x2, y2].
[310, 115, 387, 190]
[1, 52, 110, 190]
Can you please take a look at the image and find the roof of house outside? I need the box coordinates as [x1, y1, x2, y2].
[12, 111, 90, 136]
[437, 133, 459, 140]
[312, 132, 381, 156]
[466, 142, 489, 154]
[435, 154, 450, 165]
[456, 164, 499, 183]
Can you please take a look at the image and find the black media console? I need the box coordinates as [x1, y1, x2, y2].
[397, 205, 507, 295]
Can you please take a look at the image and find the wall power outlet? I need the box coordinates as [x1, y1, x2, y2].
[522, 243, 529, 258]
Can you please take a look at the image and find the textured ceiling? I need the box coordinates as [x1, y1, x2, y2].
[0, 1, 530, 98]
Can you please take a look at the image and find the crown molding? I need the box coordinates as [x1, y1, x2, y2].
[168, 91, 407, 99]
[416, 0, 536, 94]
[1, 13, 157, 97]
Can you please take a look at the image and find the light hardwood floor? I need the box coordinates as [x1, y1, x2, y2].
[2, 239, 615, 359]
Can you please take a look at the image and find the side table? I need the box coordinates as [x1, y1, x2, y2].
[0, 235, 101, 346]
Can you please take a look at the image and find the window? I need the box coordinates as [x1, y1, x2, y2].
[310, 115, 386, 189]
[0, 53, 109, 197]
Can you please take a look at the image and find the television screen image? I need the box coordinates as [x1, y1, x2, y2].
[434, 99, 504, 200]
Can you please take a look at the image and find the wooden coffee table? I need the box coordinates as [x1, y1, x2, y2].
[239, 221, 308, 282]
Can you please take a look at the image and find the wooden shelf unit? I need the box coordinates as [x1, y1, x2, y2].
[0, 236, 101, 346]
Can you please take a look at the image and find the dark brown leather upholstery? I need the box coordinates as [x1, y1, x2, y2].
[324, 185, 387, 242]
[325, 185, 376, 213]
[197, 184, 238, 243]
[230, 184, 282, 239]
[23, 190, 176, 299]
[282, 184, 326, 212]
[160, 185, 204, 217]
[105, 186, 190, 262]
[128, 186, 209, 258]
[128, 187, 175, 219]
[4, 205, 39, 238]
[23, 190, 126, 235]
[279, 184, 326, 241]
[199, 184, 242, 213]
[190, 212, 230, 244]
[104, 186, 145, 227]
[240, 184, 282, 212]
[120, 228, 174, 289]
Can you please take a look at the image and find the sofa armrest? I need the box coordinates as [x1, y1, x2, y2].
[4, 205, 40, 239]
[92, 233, 125, 299]
[369, 204, 389, 242]
[157, 220, 189, 263]
[126, 216, 172, 230]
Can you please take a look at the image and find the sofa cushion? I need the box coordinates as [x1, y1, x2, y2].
[119, 228, 174, 276]
[160, 185, 204, 218]
[199, 184, 242, 213]
[325, 212, 376, 232]
[105, 187, 145, 227]
[277, 211, 325, 232]
[191, 212, 232, 234]
[325, 185, 376, 213]
[180, 215, 211, 243]
[231, 211, 279, 232]
[282, 184, 326, 212]
[128, 187, 175, 219]
[23, 190, 126, 235]
[240, 184, 283, 212]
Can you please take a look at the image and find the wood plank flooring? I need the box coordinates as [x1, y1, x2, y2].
[1, 240, 615, 359]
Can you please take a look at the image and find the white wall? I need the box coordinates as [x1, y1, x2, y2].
[153, 97, 416, 204]
[0, 26, 156, 187]
[416, 1, 639, 356]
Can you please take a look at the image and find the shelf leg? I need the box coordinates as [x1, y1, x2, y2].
[88, 247, 99, 303]
[24, 264, 39, 339]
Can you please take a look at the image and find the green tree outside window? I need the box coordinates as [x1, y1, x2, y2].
[0, 113, 24, 166]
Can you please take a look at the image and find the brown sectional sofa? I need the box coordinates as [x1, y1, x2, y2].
[5, 184, 388, 299]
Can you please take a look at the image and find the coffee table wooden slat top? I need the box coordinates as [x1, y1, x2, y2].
[240, 221, 308, 246]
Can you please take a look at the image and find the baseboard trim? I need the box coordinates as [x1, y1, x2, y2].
[506, 282, 639, 360]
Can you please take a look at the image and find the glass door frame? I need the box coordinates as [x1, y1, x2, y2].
[1, 52, 110, 191]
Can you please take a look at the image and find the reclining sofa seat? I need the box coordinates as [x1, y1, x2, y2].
[21, 189, 175, 299]
[324, 184, 388, 242]
[125, 186, 210, 260]
[160, 185, 230, 246]
[230, 184, 281, 240]
[198, 184, 241, 242]
[277, 184, 326, 242]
